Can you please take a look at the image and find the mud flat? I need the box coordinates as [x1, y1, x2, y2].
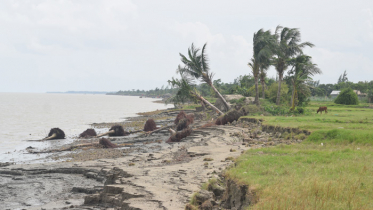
[0, 109, 305, 210]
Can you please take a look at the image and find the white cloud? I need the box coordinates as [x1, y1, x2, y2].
[0, 0, 138, 54]
[173, 21, 226, 46]
[0, 0, 373, 92]
[310, 47, 373, 84]
[172, 21, 253, 82]
[362, 8, 373, 41]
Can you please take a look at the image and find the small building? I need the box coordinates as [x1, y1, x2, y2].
[353, 90, 367, 100]
[330, 90, 340, 99]
[330, 90, 367, 100]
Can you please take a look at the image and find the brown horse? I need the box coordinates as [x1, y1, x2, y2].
[317, 106, 328, 114]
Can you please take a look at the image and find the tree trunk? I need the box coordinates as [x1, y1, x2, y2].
[210, 84, 230, 111]
[97, 130, 115, 137]
[276, 74, 283, 105]
[199, 96, 224, 115]
[254, 75, 260, 106]
[260, 79, 265, 99]
[291, 84, 296, 110]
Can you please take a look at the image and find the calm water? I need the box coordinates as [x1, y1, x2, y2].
[0, 93, 173, 163]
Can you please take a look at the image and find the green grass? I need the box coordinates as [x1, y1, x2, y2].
[226, 144, 373, 209]
[225, 101, 373, 209]
[182, 104, 201, 110]
[242, 101, 373, 133]
[179, 97, 217, 110]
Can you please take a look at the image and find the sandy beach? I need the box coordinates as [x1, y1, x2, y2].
[0, 108, 299, 210]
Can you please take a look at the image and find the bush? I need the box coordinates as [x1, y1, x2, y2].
[334, 88, 359, 105]
[247, 84, 269, 98]
[229, 97, 246, 105]
[267, 82, 289, 105]
[295, 107, 304, 114]
[264, 105, 291, 116]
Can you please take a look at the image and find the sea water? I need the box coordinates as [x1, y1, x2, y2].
[0, 93, 173, 163]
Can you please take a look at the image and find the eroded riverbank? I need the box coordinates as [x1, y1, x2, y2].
[0, 108, 305, 210]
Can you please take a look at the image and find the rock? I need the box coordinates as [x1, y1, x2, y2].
[208, 184, 225, 198]
[84, 194, 100, 204]
[71, 187, 100, 194]
[275, 132, 282, 138]
[195, 190, 214, 205]
[85, 172, 97, 179]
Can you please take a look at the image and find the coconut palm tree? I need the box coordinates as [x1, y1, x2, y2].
[168, 68, 224, 115]
[288, 55, 321, 110]
[178, 43, 230, 111]
[259, 65, 269, 99]
[273, 26, 314, 105]
[248, 58, 260, 105]
[249, 29, 274, 106]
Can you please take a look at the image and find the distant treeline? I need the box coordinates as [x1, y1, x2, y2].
[48, 91, 112, 94]
[111, 71, 373, 102]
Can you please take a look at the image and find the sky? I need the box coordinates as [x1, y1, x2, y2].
[0, 0, 373, 93]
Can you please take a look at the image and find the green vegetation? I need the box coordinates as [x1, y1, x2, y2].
[335, 88, 359, 105]
[108, 24, 373, 209]
[249, 28, 274, 106]
[226, 144, 373, 209]
[229, 97, 246, 105]
[267, 82, 289, 105]
[226, 101, 373, 209]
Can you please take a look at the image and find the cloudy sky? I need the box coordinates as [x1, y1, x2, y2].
[1, 0, 372, 92]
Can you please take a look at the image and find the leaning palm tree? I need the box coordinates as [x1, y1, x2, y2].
[273, 26, 314, 105]
[248, 58, 260, 105]
[288, 55, 321, 110]
[259, 64, 269, 99]
[178, 43, 230, 111]
[249, 29, 274, 106]
[168, 69, 224, 115]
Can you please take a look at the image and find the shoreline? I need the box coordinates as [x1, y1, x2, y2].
[0, 94, 173, 164]
[0, 106, 293, 209]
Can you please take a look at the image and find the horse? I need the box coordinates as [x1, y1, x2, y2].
[317, 106, 328, 114]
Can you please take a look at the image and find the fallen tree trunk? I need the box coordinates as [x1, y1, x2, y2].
[138, 125, 174, 137]
[27, 143, 101, 154]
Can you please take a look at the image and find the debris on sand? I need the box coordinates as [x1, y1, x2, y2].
[79, 129, 97, 138]
[176, 113, 195, 131]
[174, 111, 187, 124]
[144, 119, 157, 132]
[167, 128, 193, 143]
[44, 128, 65, 140]
[215, 108, 247, 125]
[97, 125, 129, 137]
[99, 138, 118, 148]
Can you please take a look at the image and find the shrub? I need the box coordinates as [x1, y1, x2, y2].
[267, 82, 290, 104]
[264, 105, 291, 116]
[334, 88, 359, 105]
[296, 107, 304, 114]
[229, 97, 246, 105]
[247, 84, 269, 98]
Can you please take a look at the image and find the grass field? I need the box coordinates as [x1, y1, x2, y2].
[225, 101, 373, 209]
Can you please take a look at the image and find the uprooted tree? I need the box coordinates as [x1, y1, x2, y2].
[167, 70, 224, 115]
[178, 43, 230, 111]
